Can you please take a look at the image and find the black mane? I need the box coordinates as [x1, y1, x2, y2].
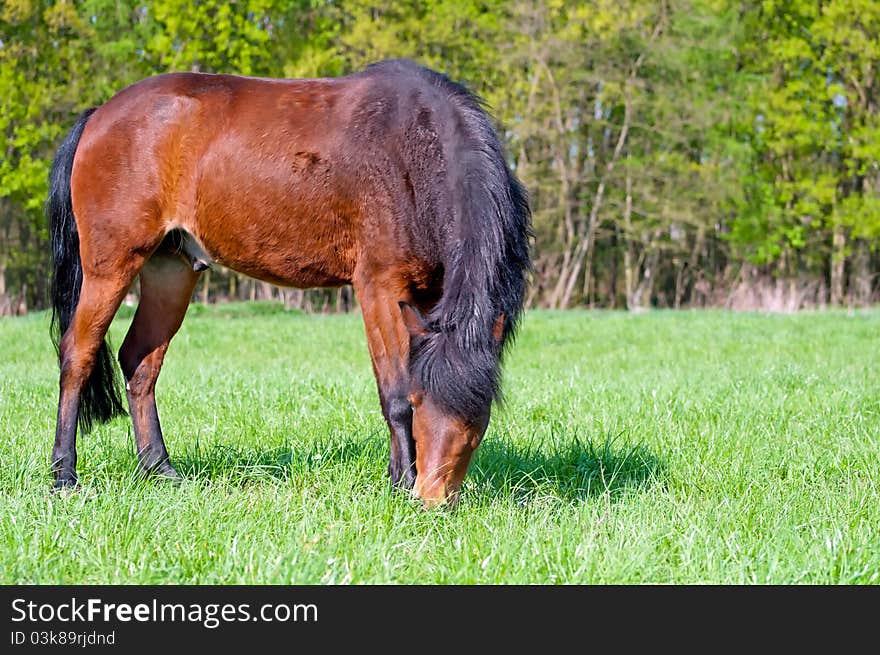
[364, 60, 532, 419]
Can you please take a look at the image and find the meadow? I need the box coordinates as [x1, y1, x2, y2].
[0, 304, 878, 584]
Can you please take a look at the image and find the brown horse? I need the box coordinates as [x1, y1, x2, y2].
[47, 59, 531, 507]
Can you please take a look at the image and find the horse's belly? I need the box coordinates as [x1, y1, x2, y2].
[189, 204, 358, 289]
[184, 149, 360, 288]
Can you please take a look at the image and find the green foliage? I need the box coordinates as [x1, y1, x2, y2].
[1, 1, 97, 304]
[0, 1, 878, 310]
[732, 0, 880, 269]
[146, 0, 276, 74]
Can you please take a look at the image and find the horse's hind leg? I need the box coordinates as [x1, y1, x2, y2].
[118, 251, 200, 479]
[53, 274, 138, 487]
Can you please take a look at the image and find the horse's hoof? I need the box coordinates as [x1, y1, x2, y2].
[152, 461, 181, 483]
[387, 462, 416, 491]
[402, 466, 417, 490]
[138, 456, 181, 483]
[51, 478, 79, 493]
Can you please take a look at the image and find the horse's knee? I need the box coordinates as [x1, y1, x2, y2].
[117, 342, 139, 381]
[386, 394, 413, 427]
[118, 344, 161, 397]
[385, 392, 416, 489]
[58, 333, 100, 388]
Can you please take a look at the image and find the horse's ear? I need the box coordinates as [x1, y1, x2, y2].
[492, 313, 506, 345]
[399, 301, 430, 338]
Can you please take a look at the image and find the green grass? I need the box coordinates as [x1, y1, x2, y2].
[1, 304, 878, 583]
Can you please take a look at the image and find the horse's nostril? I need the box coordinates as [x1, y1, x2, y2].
[419, 487, 461, 510]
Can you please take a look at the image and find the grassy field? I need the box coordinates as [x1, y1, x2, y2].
[0, 304, 878, 584]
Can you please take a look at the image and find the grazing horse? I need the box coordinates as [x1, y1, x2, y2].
[47, 59, 531, 507]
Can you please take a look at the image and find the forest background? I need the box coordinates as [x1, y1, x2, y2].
[2, 0, 878, 314]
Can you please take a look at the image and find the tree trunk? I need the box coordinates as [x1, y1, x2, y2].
[675, 226, 705, 308]
[0, 260, 7, 316]
[201, 269, 211, 304]
[623, 164, 636, 310]
[674, 260, 685, 309]
[16, 283, 27, 315]
[633, 253, 659, 309]
[562, 85, 635, 309]
[608, 228, 619, 309]
[830, 227, 846, 305]
[228, 273, 237, 301]
[286, 289, 304, 310]
[851, 239, 873, 306]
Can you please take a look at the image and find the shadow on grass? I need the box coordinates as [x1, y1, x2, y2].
[121, 430, 662, 505]
[467, 434, 665, 504]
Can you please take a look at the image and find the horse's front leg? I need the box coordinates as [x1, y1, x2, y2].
[353, 268, 417, 490]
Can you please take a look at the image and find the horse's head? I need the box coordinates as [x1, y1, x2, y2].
[400, 302, 505, 508]
[406, 387, 491, 508]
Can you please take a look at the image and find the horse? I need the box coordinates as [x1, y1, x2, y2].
[46, 59, 531, 507]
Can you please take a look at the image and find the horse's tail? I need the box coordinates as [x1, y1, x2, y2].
[48, 107, 126, 432]
[410, 81, 532, 420]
